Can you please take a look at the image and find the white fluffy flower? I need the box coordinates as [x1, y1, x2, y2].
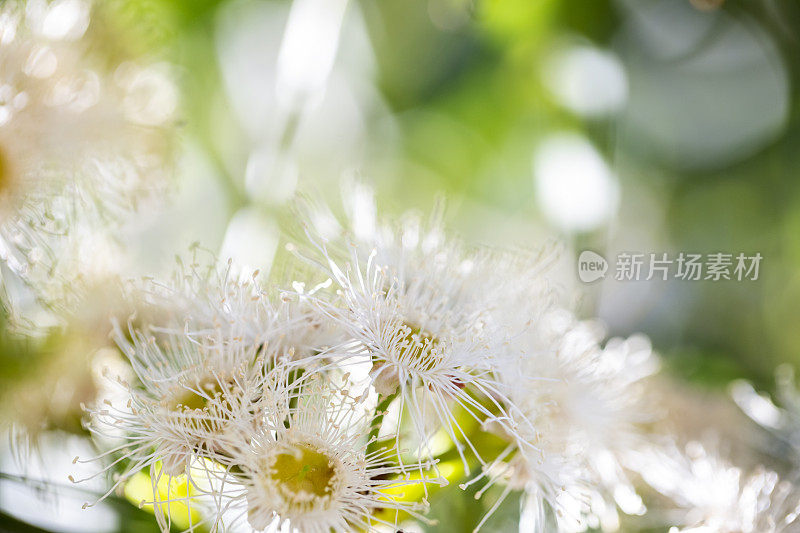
[77, 262, 340, 530]
[78, 326, 274, 528]
[632, 441, 800, 533]
[134, 253, 341, 359]
[475, 309, 659, 532]
[205, 373, 438, 533]
[299, 194, 552, 475]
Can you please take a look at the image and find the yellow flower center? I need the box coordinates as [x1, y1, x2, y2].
[399, 322, 441, 372]
[169, 375, 228, 413]
[270, 443, 336, 500]
[372, 322, 443, 394]
[0, 147, 12, 198]
[166, 374, 241, 438]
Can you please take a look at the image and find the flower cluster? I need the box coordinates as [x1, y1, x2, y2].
[0, 2, 796, 532]
[69, 189, 798, 533]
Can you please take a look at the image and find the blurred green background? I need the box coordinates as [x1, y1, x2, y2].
[3, 0, 800, 530]
[104, 0, 800, 390]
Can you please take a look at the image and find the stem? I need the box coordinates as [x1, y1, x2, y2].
[285, 367, 306, 429]
[366, 394, 395, 457]
[199, 131, 247, 212]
